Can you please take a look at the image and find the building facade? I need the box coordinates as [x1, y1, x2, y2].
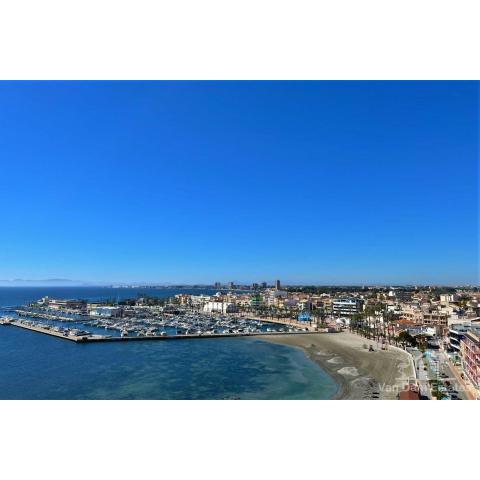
[48, 298, 86, 311]
[332, 298, 363, 316]
[448, 322, 472, 358]
[460, 330, 480, 390]
[203, 301, 237, 314]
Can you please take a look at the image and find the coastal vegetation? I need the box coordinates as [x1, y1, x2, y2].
[347, 304, 418, 348]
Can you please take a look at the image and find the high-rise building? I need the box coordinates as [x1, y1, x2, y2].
[229, 282, 235, 289]
[214, 282, 221, 289]
[252, 283, 259, 290]
[261, 282, 267, 289]
[275, 279, 281, 290]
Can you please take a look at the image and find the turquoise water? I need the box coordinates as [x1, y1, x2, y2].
[0, 287, 337, 399]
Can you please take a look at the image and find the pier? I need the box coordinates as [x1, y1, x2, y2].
[4, 320, 102, 342]
[1, 319, 326, 344]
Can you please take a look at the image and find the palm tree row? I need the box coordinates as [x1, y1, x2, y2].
[348, 303, 400, 346]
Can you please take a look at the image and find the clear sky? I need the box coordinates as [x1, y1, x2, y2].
[0, 81, 478, 285]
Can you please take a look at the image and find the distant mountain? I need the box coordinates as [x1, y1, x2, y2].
[0, 279, 181, 287]
[0, 279, 97, 287]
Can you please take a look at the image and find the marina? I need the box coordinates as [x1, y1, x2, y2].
[1, 300, 321, 344]
[0, 280, 340, 402]
[0, 318, 319, 342]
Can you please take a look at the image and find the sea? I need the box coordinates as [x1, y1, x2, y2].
[0, 287, 337, 400]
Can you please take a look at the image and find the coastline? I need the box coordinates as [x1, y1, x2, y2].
[258, 331, 414, 399]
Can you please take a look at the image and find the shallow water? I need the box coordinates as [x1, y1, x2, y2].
[0, 327, 337, 399]
[0, 287, 338, 399]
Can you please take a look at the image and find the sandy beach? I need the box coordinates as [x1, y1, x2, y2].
[259, 331, 414, 399]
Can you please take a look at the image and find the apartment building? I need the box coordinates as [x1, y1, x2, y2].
[332, 297, 363, 316]
[460, 330, 480, 390]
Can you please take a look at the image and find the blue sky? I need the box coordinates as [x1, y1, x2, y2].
[0, 81, 478, 285]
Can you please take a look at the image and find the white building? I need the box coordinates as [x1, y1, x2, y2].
[203, 301, 237, 314]
[189, 295, 211, 307]
[89, 306, 122, 317]
[332, 298, 363, 316]
[440, 294, 458, 303]
[266, 289, 288, 306]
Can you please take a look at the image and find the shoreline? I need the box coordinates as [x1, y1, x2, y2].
[258, 331, 414, 399]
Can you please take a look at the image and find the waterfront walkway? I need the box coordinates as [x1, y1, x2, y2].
[240, 314, 318, 331]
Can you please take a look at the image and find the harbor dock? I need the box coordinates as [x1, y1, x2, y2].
[1, 319, 325, 344]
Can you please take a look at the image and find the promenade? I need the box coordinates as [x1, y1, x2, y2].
[239, 314, 319, 331]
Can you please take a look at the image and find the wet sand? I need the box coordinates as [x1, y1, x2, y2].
[258, 331, 414, 399]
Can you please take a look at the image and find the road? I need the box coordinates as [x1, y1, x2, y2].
[435, 349, 470, 400]
[407, 347, 470, 400]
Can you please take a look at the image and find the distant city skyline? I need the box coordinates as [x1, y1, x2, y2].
[0, 81, 478, 285]
[0, 278, 477, 288]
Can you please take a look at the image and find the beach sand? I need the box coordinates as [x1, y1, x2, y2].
[258, 331, 414, 399]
